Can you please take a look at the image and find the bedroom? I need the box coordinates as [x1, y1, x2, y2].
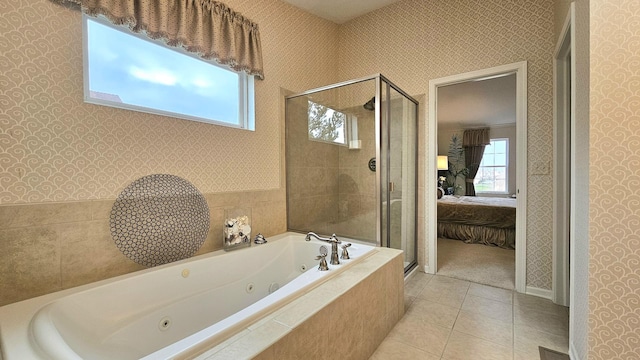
[435, 73, 518, 289]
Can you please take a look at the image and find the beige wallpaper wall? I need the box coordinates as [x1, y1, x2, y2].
[1, 0, 339, 204]
[0, 0, 340, 305]
[554, 0, 573, 41]
[590, 1, 640, 359]
[338, 0, 556, 289]
[1, 0, 570, 305]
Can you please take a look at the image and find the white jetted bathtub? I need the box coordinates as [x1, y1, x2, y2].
[0, 232, 376, 359]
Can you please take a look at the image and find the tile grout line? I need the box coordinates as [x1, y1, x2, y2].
[440, 284, 470, 359]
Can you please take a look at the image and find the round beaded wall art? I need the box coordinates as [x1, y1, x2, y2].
[110, 174, 210, 267]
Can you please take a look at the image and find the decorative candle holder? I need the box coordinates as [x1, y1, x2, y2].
[223, 208, 252, 251]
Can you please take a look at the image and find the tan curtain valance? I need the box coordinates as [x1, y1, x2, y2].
[52, 0, 264, 79]
[463, 128, 490, 146]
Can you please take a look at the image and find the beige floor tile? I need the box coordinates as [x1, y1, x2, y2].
[427, 275, 471, 293]
[405, 294, 416, 311]
[389, 273, 572, 360]
[442, 331, 512, 360]
[404, 273, 431, 297]
[514, 349, 543, 360]
[386, 315, 451, 357]
[406, 298, 460, 328]
[514, 324, 569, 355]
[514, 292, 568, 317]
[453, 311, 513, 347]
[468, 283, 513, 304]
[461, 294, 513, 323]
[417, 286, 467, 308]
[370, 338, 440, 360]
[514, 307, 568, 337]
[409, 271, 434, 283]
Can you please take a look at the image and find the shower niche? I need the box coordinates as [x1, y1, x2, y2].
[285, 75, 418, 273]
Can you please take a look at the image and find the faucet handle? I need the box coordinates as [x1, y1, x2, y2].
[316, 255, 329, 271]
[341, 243, 351, 260]
[316, 245, 329, 271]
[330, 234, 341, 243]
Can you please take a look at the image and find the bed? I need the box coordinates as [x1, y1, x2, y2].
[437, 195, 516, 249]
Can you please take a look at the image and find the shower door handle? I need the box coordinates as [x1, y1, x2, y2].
[389, 182, 395, 192]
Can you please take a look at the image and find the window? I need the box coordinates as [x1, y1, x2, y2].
[83, 15, 254, 130]
[307, 100, 347, 145]
[474, 138, 508, 193]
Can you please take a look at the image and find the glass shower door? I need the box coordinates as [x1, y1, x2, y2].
[381, 81, 418, 272]
[284, 74, 418, 274]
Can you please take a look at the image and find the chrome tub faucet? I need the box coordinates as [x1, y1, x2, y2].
[305, 232, 341, 265]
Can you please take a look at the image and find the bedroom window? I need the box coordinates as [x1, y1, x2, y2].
[474, 138, 508, 193]
[83, 15, 255, 130]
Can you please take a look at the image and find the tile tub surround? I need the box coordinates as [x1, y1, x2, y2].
[0, 189, 286, 307]
[196, 248, 404, 360]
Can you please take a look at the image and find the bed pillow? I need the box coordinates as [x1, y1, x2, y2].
[437, 187, 445, 199]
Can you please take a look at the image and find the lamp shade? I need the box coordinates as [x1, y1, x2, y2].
[437, 155, 449, 170]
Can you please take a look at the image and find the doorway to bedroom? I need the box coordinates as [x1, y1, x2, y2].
[427, 62, 528, 292]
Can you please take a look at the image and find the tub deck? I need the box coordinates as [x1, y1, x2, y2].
[0, 232, 403, 360]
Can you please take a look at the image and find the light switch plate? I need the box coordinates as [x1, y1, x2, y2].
[532, 161, 549, 175]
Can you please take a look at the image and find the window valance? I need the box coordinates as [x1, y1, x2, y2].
[462, 128, 490, 146]
[52, 0, 264, 79]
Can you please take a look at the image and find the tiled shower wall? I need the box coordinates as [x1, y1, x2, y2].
[0, 190, 286, 306]
[287, 91, 414, 247]
[285, 79, 379, 243]
[285, 96, 340, 236]
[336, 109, 377, 242]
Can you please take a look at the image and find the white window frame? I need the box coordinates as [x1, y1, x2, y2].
[82, 14, 255, 130]
[475, 138, 509, 194]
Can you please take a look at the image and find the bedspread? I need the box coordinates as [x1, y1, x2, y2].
[437, 195, 516, 248]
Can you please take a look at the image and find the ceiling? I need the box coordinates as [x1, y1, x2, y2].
[437, 74, 517, 129]
[281, 0, 403, 24]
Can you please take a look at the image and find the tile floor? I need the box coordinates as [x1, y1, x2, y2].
[370, 272, 569, 360]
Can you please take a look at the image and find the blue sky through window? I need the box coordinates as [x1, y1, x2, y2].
[86, 18, 239, 125]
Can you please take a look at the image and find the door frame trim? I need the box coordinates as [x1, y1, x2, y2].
[426, 61, 528, 293]
[552, 5, 573, 307]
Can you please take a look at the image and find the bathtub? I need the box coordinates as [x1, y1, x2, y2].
[0, 232, 378, 360]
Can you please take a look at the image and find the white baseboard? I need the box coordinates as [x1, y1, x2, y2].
[525, 286, 553, 300]
[423, 265, 432, 274]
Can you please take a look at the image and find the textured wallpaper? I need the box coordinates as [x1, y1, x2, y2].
[3, 0, 563, 292]
[338, 0, 556, 289]
[554, 0, 573, 41]
[589, 1, 640, 358]
[0, 0, 339, 204]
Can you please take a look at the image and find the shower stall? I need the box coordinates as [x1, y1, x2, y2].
[285, 74, 418, 274]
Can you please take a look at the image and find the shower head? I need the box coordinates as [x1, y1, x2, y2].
[363, 97, 375, 111]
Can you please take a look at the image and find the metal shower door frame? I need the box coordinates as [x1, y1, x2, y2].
[286, 74, 419, 274]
